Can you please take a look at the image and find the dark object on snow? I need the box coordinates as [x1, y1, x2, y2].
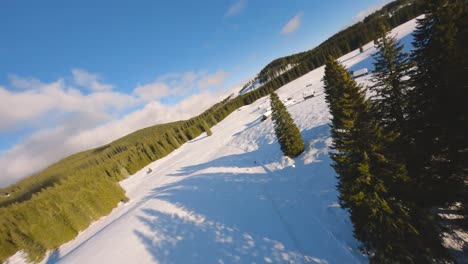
[303, 91, 315, 100]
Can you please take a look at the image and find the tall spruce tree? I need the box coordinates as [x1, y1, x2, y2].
[406, 0, 468, 207]
[323, 58, 449, 263]
[269, 92, 304, 158]
[369, 24, 414, 198]
[370, 24, 411, 132]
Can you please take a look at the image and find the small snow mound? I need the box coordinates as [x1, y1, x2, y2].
[279, 156, 295, 169]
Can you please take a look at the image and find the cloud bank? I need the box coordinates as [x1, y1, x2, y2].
[72, 68, 115, 92]
[0, 79, 135, 132]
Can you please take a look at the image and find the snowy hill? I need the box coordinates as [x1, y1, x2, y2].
[6, 17, 422, 264]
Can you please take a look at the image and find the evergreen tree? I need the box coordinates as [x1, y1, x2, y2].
[323, 58, 449, 263]
[369, 24, 414, 198]
[370, 24, 411, 133]
[406, 0, 468, 207]
[270, 92, 304, 158]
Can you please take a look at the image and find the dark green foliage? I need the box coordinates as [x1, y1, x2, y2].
[369, 24, 414, 199]
[323, 58, 449, 263]
[405, 0, 468, 208]
[270, 92, 304, 158]
[0, 175, 126, 262]
[200, 120, 213, 136]
[370, 24, 412, 132]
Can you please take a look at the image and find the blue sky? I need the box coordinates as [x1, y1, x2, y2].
[0, 0, 389, 186]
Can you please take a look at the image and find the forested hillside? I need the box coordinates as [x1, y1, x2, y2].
[252, 0, 424, 86]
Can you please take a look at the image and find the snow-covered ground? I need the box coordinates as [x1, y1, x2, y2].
[7, 17, 424, 264]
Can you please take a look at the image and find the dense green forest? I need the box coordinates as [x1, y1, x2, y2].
[323, 0, 467, 262]
[0, 0, 429, 262]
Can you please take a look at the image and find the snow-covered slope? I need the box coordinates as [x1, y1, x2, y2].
[240, 63, 298, 95]
[6, 17, 421, 264]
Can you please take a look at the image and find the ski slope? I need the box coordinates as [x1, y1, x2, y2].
[6, 17, 422, 264]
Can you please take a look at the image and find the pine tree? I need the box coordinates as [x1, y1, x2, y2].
[406, 0, 467, 207]
[323, 58, 449, 263]
[370, 23, 411, 133]
[369, 24, 414, 199]
[269, 92, 304, 158]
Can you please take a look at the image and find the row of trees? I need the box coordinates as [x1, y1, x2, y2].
[323, 0, 467, 262]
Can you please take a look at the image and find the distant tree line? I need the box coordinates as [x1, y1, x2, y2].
[323, 0, 467, 262]
[257, 0, 424, 86]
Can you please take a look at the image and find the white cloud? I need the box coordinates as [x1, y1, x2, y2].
[225, 0, 247, 18]
[168, 71, 199, 93]
[355, 1, 390, 22]
[72, 68, 114, 92]
[182, 71, 198, 84]
[133, 82, 170, 101]
[281, 13, 302, 35]
[0, 112, 107, 187]
[133, 70, 230, 101]
[0, 69, 235, 187]
[198, 70, 229, 88]
[9, 75, 45, 90]
[0, 78, 137, 132]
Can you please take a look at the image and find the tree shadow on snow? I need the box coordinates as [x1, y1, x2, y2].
[132, 124, 365, 263]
